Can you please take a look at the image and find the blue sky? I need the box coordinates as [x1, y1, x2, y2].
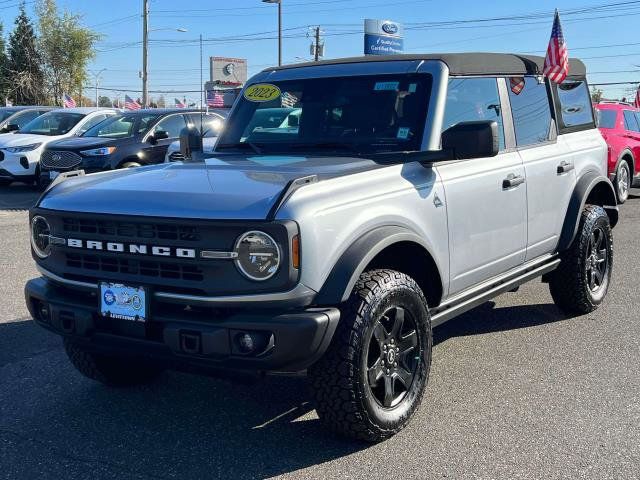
[0, 0, 639, 103]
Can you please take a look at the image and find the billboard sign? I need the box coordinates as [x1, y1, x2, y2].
[210, 57, 247, 87]
[364, 19, 403, 55]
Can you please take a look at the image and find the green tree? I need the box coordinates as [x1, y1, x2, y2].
[98, 95, 112, 107]
[0, 23, 9, 103]
[37, 0, 101, 105]
[590, 86, 603, 104]
[8, 3, 45, 104]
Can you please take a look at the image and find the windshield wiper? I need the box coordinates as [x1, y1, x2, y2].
[216, 142, 263, 154]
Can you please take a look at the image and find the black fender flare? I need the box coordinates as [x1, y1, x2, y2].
[557, 170, 618, 252]
[615, 148, 635, 176]
[314, 225, 440, 305]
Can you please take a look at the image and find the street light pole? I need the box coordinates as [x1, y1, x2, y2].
[142, 0, 149, 107]
[262, 0, 282, 66]
[92, 68, 107, 107]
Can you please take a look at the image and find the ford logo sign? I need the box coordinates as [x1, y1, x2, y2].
[382, 23, 398, 35]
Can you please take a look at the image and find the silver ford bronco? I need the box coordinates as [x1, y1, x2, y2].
[25, 53, 618, 442]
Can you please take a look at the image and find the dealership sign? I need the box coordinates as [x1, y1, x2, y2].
[364, 19, 404, 55]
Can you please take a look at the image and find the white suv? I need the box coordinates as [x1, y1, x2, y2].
[0, 107, 118, 185]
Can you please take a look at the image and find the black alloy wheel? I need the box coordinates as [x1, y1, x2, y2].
[366, 306, 419, 409]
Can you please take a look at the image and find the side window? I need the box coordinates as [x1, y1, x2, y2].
[556, 79, 594, 129]
[78, 114, 109, 134]
[596, 109, 617, 129]
[442, 78, 505, 150]
[154, 114, 187, 138]
[508, 76, 553, 147]
[15, 110, 39, 127]
[623, 110, 640, 133]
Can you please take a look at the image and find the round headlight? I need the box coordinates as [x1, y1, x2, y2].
[31, 215, 51, 258]
[234, 231, 281, 281]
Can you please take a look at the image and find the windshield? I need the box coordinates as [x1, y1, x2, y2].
[82, 113, 160, 138]
[217, 74, 432, 154]
[20, 111, 85, 136]
[0, 110, 15, 122]
[596, 109, 617, 129]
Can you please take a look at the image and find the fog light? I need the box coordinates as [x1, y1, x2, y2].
[236, 332, 255, 353]
[36, 302, 50, 323]
[20, 157, 29, 169]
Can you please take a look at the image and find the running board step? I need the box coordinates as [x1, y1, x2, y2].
[430, 258, 561, 327]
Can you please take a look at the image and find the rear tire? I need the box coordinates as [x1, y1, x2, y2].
[64, 339, 165, 387]
[309, 269, 432, 442]
[549, 205, 613, 315]
[614, 160, 630, 204]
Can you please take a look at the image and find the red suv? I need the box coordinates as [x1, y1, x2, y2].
[595, 102, 640, 203]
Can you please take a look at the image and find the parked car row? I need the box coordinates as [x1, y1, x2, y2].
[0, 106, 228, 188]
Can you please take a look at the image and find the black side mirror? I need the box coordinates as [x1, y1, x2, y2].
[179, 125, 203, 162]
[5, 123, 19, 132]
[154, 130, 169, 140]
[442, 120, 499, 160]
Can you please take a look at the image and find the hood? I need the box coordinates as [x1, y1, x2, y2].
[0, 132, 61, 147]
[37, 154, 383, 220]
[45, 136, 123, 151]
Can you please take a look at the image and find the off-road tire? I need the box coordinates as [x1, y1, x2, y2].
[64, 339, 165, 387]
[309, 269, 432, 442]
[615, 160, 631, 204]
[549, 205, 613, 315]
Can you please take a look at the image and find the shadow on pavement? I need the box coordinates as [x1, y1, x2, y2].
[0, 184, 40, 210]
[434, 301, 569, 345]
[0, 300, 570, 479]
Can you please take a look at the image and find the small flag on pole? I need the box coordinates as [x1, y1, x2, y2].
[125, 95, 141, 110]
[281, 91, 298, 107]
[62, 93, 76, 108]
[174, 98, 186, 108]
[510, 77, 525, 95]
[206, 90, 224, 108]
[543, 10, 569, 84]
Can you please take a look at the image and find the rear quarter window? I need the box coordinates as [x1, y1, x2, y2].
[596, 109, 617, 129]
[555, 79, 595, 131]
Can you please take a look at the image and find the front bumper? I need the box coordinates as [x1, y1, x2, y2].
[0, 148, 41, 177]
[25, 277, 339, 373]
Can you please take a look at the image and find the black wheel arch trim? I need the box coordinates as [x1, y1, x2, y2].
[616, 148, 635, 176]
[314, 225, 442, 305]
[557, 169, 618, 252]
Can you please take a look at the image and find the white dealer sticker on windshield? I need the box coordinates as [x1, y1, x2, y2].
[374, 81, 399, 91]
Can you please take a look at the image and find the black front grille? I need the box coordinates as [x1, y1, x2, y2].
[62, 217, 201, 242]
[41, 150, 83, 169]
[66, 253, 204, 282]
[169, 151, 185, 161]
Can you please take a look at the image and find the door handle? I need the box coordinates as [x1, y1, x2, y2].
[502, 174, 525, 189]
[557, 161, 575, 174]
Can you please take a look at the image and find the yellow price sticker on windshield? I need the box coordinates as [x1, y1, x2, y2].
[244, 83, 281, 102]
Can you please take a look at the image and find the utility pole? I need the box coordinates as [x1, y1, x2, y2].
[142, 0, 149, 108]
[262, 0, 282, 66]
[314, 26, 320, 61]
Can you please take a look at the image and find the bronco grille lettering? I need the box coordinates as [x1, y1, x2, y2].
[66, 238, 197, 259]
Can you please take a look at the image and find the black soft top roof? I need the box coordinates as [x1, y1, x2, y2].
[265, 52, 587, 77]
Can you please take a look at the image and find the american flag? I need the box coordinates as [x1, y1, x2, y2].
[281, 91, 298, 108]
[125, 95, 141, 110]
[62, 93, 76, 108]
[510, 77, 525, 95]
[206, 90, 224, 108]
[543, 10, 569, 84]
[635, 87, 640, 109]
[174, 98, 186, 108]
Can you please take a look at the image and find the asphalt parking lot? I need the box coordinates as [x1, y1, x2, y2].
[1, 184, 639, 480]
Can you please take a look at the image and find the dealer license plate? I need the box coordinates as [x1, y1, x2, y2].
[100, 282, 147, 322]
